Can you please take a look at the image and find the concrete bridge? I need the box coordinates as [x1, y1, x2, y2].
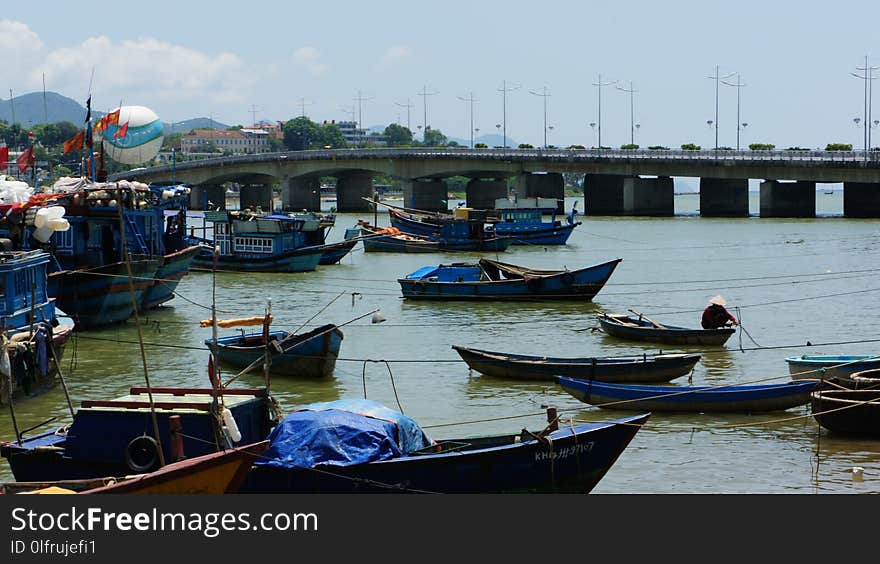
[113, 148, 880, 217]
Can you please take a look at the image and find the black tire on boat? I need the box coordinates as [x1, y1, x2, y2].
[125, 435, 161, 473]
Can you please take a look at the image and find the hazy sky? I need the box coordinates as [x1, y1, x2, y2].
[2, 1, 878, 149]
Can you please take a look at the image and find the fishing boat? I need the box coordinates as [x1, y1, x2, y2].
[452, 345, 700, 383]
[241, 399, 650, 493]
[399, 258, 621, 300]
[34, 178, 198, 327]
[811, 388, 880, 436]
[556, 377, 817, 413]
[353, 221, 443, 253]
[597, 312, 736, 346]
[0, 249, 74, 406]
[188, 210, 326, 272]
[356, 218, 513, 253]
[288, 212, 358, 265]
[0, 385, 277, 482]
[785, 355, 880, 380]
[1, 441, 269, 494]
[208, 324, 344, 378]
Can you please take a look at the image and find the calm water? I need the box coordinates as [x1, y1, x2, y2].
[2, 192, 879, 493]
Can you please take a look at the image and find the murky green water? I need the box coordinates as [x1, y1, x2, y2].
[3, 192, 879, 493]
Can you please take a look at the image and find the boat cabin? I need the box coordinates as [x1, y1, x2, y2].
[494, 197, 560, 225]
[204, 211, 322, 258]
[0, 249, 57, 333]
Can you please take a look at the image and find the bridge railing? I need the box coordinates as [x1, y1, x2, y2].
[116, 147, 880, 180]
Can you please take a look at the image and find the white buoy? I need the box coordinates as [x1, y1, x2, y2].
[853, 466, 864, 481]
[371, 311, 386, 324]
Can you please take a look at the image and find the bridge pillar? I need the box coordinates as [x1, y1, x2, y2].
[403, 179, 448, 212]
[759, 180, 816, 217]
[282, 176, 321, 211]
[239, 184, 274, 212]
[336, 172, 374, 212]
[512, 173, 565, 213]
[466, 178, 508, 209]
[623, 176, 674, 216]
[699, 178, 749, 217]
[843, 182, 880, 217]
[189, 185, 226, 210]
[584, 174, 625, 215]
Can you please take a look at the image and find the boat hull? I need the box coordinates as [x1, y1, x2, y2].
[48, 259, 161, 329]
[190, 246, 323, 273]
[0, 325, 74, 406]
[241, 414, 650, 493]
[786, 356, 880, 380]
[495, 222, 579, 245]
[556, 377, 817, 413]
[209, 326, 344, 378]
[597, 313, 735, 346]
[400, 259, 620, 300]
[452, 346, 700, 383]
[811, 389, 880, 436]
[140, 245, 201, 309]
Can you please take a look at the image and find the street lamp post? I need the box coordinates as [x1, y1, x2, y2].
[707, 65, 735, 152]
[354, 91, 374, 148]
[418, 85, 439, 143]
[852, 55, 878, 159]
[395, 99, 413, 132]
[592, 74, 617, 150]
[616, 81, 638, 146]
[457, 92, 478, 148]
[497, 80, 520, 148]
[547, 125, 554, 147]
[529, 86, 551, 148]
[721, 73, 747, 150]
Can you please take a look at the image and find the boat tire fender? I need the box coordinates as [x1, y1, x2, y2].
[125, 435, 162, 473]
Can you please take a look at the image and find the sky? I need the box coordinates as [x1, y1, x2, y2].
[2, 1, 879, 150]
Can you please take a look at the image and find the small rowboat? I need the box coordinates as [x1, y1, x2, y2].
[811, 389, 880, 436]
[399, 258, 621, 301]
[785, 355, 880, 380]
[208, 324, 343, 378]
[556, 377, 817, 413]
[452, 345, 700, 383]
[597, 312, 736, 346]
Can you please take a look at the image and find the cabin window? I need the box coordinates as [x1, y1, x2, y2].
[233, 237, 272, 253]
[215, 223, 228, 235]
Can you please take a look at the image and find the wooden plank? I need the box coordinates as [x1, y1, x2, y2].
[81, 400, 212, 410]
[128, 387, 267, 397]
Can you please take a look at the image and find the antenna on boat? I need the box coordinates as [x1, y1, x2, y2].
[116, 182, 166, 468]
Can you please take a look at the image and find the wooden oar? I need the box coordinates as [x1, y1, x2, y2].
[628, 308, 667, 329]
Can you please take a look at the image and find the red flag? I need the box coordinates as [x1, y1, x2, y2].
[94, 118, 106, 132]
[17, 146, 35, 174]
[105, 109, 121, 125]
[0, 146, 8, 172]
[113, 121, 129, 138]
[63, 131, 85, 154]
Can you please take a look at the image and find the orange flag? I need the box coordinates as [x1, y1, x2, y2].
[113, 121, 129, 138]
[63, 131, 85, 153]
[105, 109, 121, 125]
[94, 118, 106, 132]
[17, 146, 35, 174]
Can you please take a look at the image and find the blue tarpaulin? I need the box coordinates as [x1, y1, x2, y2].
[257, 399, 434, 469]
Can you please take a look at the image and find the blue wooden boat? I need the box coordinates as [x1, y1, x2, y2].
[288, 212, 358, 265]
[785, 355, 880, 380]
[0, 248, 74, 405]
[208, 324, 344, 378]
[597, 312, 736, 346]
[399, 257, 621, 300]
[241, 399, 649, 493]
[379, 214, 514, 252]
[388, 198, 581, 245]
[189, 211, 325, 272]
[452, 345, 700, 383]
[0, 386, 276, 482]
[556, 376, 818, 412]
[33, 180, 197, 327]
[355, 222, 443, 253]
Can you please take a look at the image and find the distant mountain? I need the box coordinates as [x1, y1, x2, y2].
[0, 91, 230, 131]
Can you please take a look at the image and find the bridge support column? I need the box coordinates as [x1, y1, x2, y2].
[336, 172, 373, 212]
[584, 174, 625, 215]
[843, 182, 880, 217]
[239, 184, 274, 212]
[623, 176, 674, 216]
[403, 179, 448, 212]
[282, 176, 321, 211]
[189, 185, 226, 210]
[699, 178, 749, 217]
[512, 173, 565, 213]
[759, 180, 816, 217]
[466, 178, 508, 209]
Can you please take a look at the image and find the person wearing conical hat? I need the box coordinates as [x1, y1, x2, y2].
[701, 295, 738, 329]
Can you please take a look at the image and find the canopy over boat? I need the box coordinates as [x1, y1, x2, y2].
[257, 399, 434, 469]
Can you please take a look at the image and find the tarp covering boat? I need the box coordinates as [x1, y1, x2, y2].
[257, 399, 434, 469]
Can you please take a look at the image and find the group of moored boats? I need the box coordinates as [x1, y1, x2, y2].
[1, 176, 877, 496]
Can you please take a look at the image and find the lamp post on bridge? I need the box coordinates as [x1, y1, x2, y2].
[721, 73, 747, 151]
[497, 80, 520, 148]
[457, 92, 478, 148]
[529, 86, 551, 148]
[707, 65, 735, 152]
[852, 56, 878, 160]
[592, 74, 617, 150]
[616, 81, 638, 146]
